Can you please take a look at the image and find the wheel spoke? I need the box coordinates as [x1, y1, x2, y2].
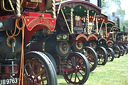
[76, 57, 80, 65]
[75, 73, 77, 82]
[76, 73, 80, 81]
[38, 77, 48, 83]
[79, 66, 85, 71]
[37, 63, 41, 74]
[78, 70, 84, 76]
[67, 71, 74, 76]
[69, 72, 73, 80]
[64, 52, 90, 84]
[31, 59, 35, 75]
[28, 61, 34, 76]
[34, 69, 45, 79]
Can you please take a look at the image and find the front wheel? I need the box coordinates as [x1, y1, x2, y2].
[106, 47, 115, 61]
[63, 52, 90, 84]
[123, 45, 128, 54]
[114, 46, 121, 58]
[83, 46, 98, 72]
[96, 46, 108, 65]
[119, 46, 125, 56]
[24, 51, 57, 85]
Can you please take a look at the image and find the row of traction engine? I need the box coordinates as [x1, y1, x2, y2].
[0, 0, 128, 85]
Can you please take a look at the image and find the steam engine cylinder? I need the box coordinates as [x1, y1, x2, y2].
[30, 34, 70, 57]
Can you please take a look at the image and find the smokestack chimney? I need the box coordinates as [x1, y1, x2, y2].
[85, 0, 90, 2]
[123, 26, 125, 32]
[117, 17, 120, 28]
[97, 0, 102, 8]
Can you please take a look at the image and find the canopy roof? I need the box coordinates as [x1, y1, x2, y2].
[96, 14, 108, 23]
[56, 0, 101, 17]
[107, 20, 115, 28]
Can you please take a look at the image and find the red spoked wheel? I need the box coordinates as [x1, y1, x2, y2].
[63, 52, 90, 84]
[24, 51, 57, 85]
[96, 47, 108, 65]
[83, 46, 98, 72]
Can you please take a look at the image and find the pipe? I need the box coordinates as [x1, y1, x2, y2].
[85, 0, 90, 2]
[123, 26, 125, 32]
[117, 18, 120, 28]
[97, 0, 102, 8]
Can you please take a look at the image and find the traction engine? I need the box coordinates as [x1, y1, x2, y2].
[0, 0, 57, 85]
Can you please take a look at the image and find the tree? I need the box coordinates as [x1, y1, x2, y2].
[101, 0, 127, 31]
[122, 20, 128, 32]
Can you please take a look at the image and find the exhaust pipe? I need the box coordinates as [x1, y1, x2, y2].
[85, 0, 90, 2]
[117, 17, 120, 28]
[97, 0, 102, 8]
[123, 26, 125, 32]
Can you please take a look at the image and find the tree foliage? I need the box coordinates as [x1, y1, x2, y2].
[101, 0, 128, 32]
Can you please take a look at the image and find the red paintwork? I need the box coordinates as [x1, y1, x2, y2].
[106, 40, 113, 45]
[24, 12, 55, 45]
[70, 34, 88, 44]
[24, 12, 51, 17]
[107, 33, 110, 40]
[118, 41, 123, 44]
[0, 12, 56, 45]
[88, 34, 98, 41]
[63, 68, 74, 72]
[76, 34, 88, 43]
[0, 15, 12, 20]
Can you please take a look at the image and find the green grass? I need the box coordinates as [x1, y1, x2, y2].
[57, 54, 128, 85]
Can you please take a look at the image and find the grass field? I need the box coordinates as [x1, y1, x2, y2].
[57, 54, 128, 85]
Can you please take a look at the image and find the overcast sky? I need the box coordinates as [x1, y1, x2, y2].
[120, 0, 128, 20]
[90, 0, 128, 20]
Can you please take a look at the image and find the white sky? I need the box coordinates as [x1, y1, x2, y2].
[90, 0, 128, 20]
[120, 0, 128, 20]
[90, 0, 97, 6]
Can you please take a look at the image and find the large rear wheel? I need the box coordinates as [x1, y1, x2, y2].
[83, 46, 98, 72]
[63, 52, 90, 84]
[24, 51, 57, 85]
[96, 47, 108, 65]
